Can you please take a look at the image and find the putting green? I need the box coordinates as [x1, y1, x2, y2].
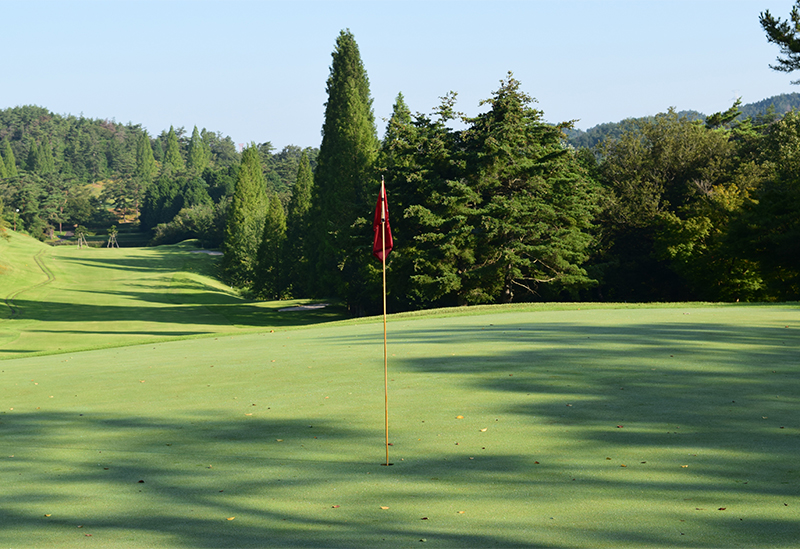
[1, 304, 798, 547]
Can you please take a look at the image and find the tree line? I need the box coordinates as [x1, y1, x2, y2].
[3, 15, 800, 311]
[0, 107, 316, 245]
[222, 28, 798, 311]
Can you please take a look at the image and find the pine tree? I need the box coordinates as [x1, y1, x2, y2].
[462, 74, 599, 303]
[3, 139, 18, 177]
[162, 126, 185, 175]
[221, 145, 268, 287]
[285, 152, 314, 296]
[187, 125, 211, 175]
[253, 193, 288, 299]
[308, 29, 379, 311]
[383, 93, 477, 310]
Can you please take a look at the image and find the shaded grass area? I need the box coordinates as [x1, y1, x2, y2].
[0, 233, 344, 358]
[1, 305, 799, 547]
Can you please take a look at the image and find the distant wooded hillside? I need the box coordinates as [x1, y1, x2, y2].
[565, 93, 800, 148]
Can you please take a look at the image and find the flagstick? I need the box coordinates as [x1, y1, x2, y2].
[382, 195, 390, 466]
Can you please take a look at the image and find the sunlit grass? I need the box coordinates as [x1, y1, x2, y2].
[1, 232, 345, 358]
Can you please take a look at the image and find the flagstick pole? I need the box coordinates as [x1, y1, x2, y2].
[382, 192, 390, 467]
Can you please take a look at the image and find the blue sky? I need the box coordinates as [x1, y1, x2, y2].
[2, 0, 796, 149]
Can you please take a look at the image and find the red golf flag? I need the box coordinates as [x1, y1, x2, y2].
[372, 179, 393, 261]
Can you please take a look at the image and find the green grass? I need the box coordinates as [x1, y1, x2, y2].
[1, 231, 799, 547]
[1, 232, 346, 358]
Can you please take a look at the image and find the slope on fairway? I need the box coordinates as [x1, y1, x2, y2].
[1, 304, 798, 548]
[0, 232, 343, 358]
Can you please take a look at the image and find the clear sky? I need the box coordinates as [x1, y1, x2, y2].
[2, 0, 796, 149]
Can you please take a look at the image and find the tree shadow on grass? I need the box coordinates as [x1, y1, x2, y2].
[328, 318, 800, 546]
[0, 411, 558, 548]
[6, 296, 346, 331]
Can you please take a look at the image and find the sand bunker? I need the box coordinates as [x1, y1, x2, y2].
[279, 303, 329, 312]
[189, 250, 223, 255]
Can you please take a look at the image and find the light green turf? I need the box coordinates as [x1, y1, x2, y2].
[1, 232, 345, 358]
[1, 304, 798, 547]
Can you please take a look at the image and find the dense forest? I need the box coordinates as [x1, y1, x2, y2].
[2, 17, 800, 311]
[0, 107, 317, 247]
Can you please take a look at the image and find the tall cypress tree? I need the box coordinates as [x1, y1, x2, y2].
[134, 132, 157, 186]
[221, 145, 267, 287]
[0, 148, 7, 179]
[253, 193, 288, 299]
[162, 126, 185, 176]
[309, 29, 379, 311]
[130, 132, 157, 223]
[187, 125, 211, 175]
[285, 152, 314, 296]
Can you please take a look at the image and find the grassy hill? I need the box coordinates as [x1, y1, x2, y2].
[0, 231, 344, 358]
[1, 231, 799, 547]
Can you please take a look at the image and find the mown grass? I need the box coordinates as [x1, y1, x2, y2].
[1, 231, 799, 547]
[1, 232, 345, 358]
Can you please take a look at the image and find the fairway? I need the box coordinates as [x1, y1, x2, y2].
[0, 233, 345, 358]
[1, 298, 799, 547]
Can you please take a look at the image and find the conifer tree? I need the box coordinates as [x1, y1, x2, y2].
[0, 149, 7, 179]
[253, 193, 288, 299]
[3, 139, 18, 177]
[162, 126, 185, 175]
[462, 74, 599, 303]
[285, 152, 313, 295]
[40, 140, 55, 174]
[221, 145, 267, 287]
[135, 132, 158, 185]
[129, 132, 157, 222]
[187, 125, 211, 175]
[26, 142, 41, 173]
[309, 29, 379, 311]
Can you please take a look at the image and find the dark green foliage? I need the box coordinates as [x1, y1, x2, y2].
[383, 95, 476, 309]
[150, 201, 228, 248]
[593, 107, 765, 301]
[0, 106, 245, 234]
[461, 75, 599, 303]
[62, 186, 95, 226]
[285, 152, 314, 296]
[220, 145, 267, 287]
[140, 175, 182, 231]
[308, 29, 380, 311]
[382, 78, 599, 310]
[729, 111, 800, 299]
[253, 193, 288, 300]
[204, 165, 238, 203]
[3, 140, 17, 176]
